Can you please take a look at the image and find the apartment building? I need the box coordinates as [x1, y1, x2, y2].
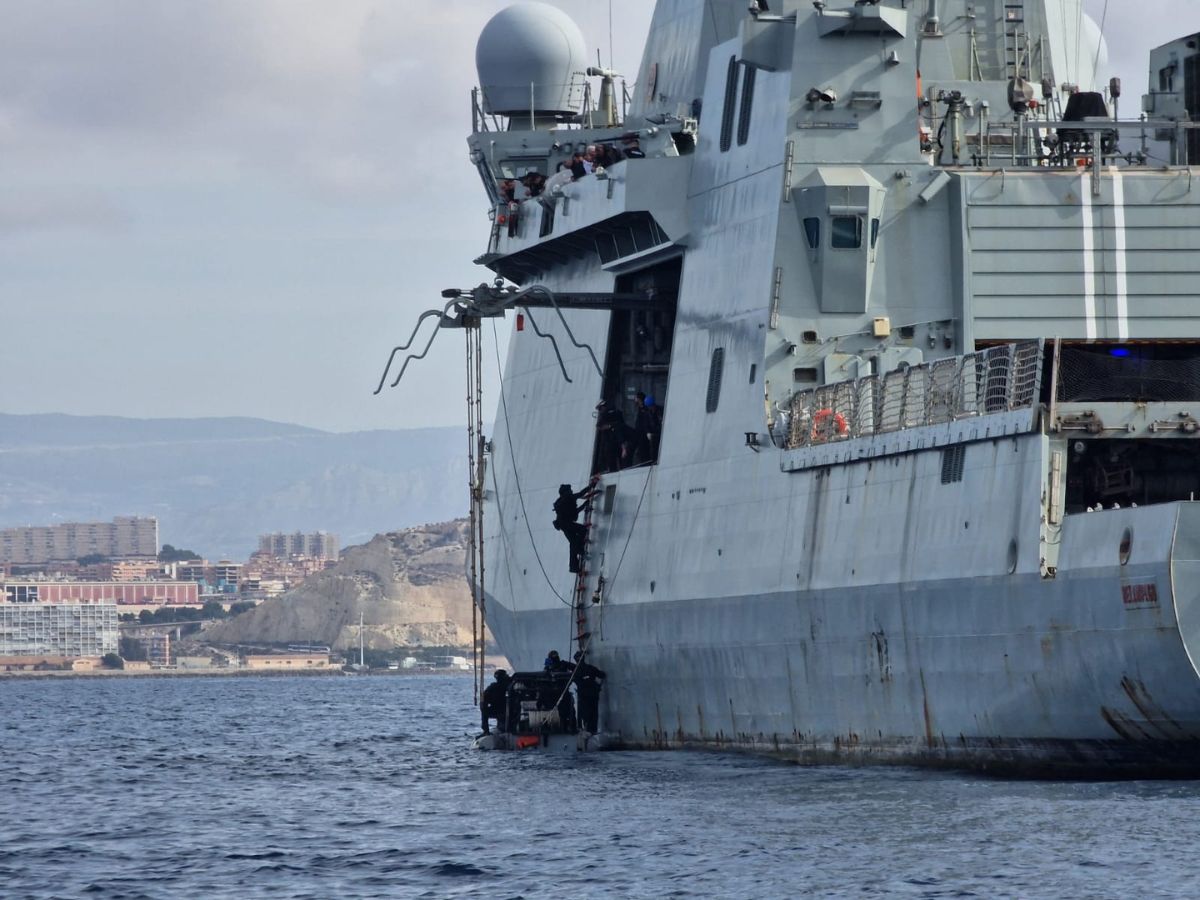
[3, 581, 199, 605]
[257, 531, 339, 561]
[0, 517, 159, 564]
[0, 598, 118, 657]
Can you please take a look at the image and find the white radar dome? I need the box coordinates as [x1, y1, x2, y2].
[476, 2, 588, 118]
[1078, 13, 1108, 92]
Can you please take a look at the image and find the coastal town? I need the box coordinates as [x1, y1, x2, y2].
[0, 515, 475, 675]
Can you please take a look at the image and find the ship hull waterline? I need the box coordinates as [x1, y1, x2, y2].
[482, 501, 1200, 778]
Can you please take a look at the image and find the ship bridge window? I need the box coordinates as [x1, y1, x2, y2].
[831, 216, 863, 249]
[870, 217, 881, 250]
[803, 217, 820, 250]
[593, 258, 681, 474]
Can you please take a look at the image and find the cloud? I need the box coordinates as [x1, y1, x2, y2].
[0, 1, 651, 203]
[0, 0, 1186, 433]
[0, 188, 130, 235]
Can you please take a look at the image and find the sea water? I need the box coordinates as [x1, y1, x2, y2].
[4, 674, 1200, 898]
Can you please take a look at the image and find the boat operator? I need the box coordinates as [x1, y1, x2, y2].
[572, 651, 607, 734]
[480, 669, 511, 735]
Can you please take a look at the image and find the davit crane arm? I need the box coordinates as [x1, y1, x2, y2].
[374, 282, 667, 391]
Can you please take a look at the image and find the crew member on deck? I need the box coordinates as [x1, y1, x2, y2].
[595, 399, 627, 473]
[634, 391, 654, 464]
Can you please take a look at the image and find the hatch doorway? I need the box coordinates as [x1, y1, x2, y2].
[592, 258, 680, 474]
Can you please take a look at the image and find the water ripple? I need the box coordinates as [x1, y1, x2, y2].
[6, 675, 1200, 897]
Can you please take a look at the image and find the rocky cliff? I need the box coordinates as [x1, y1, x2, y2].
[201, 520, 476, 651]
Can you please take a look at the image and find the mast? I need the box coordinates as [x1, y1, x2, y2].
[359, 610, 364, 668]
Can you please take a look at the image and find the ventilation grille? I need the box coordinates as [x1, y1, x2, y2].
[940, 445, 966, 484]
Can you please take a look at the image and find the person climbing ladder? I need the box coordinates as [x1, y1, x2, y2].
[552, 482, 597, 574]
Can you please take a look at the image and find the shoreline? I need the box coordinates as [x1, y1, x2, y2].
[0, 667, 481, 681]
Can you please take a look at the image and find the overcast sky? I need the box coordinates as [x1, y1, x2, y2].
[0, 1, 1191, 433]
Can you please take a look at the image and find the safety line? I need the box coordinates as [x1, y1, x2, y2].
[489, 318, 572, 607]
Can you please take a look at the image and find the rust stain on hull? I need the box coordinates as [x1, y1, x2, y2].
[920, 670, 934, 748]
[1100, 705, 1154, 741]
[1120, 676, 1187, 739]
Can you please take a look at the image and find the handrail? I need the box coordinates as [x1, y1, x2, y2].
[784, 342, 1043, 450]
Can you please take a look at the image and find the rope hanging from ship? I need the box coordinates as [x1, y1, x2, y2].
[465, 315, 486, 706]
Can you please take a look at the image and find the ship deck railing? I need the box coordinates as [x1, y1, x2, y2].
[957, 117, 1199, 169]
[784, 342, 1043, 450]
[470, 78, 629, 134]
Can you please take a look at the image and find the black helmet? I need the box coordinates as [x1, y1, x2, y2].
[494, 669, 509, 682]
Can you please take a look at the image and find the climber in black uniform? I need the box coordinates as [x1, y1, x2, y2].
[552, 483, 596, 574]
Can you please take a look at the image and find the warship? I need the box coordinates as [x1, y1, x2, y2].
[383, 1, 1200, 774]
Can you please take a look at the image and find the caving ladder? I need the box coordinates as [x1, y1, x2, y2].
[572, 475, 601, 655]
[465, 315, 487, 707]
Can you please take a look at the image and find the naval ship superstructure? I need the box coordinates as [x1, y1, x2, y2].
[405, 1, 1200, 773]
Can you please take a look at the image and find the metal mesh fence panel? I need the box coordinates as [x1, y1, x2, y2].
[1057, 349, 1200, 403]
[928, 358, 960, 425]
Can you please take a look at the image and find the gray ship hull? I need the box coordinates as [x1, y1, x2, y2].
[429, 1, 1200, 777]
[483, 437, 1200, 776]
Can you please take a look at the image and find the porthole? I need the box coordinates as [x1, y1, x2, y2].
[1007, 539, 1018, 574]
[1119, 528, 1133, 566]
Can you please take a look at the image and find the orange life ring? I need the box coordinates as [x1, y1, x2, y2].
[811, 408, 848, 441]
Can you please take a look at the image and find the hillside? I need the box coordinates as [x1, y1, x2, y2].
[200, 520, 475, 650]
[0, 413, 468, 557]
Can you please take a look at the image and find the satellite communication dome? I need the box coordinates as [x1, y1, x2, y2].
[475, 2, 588, 119]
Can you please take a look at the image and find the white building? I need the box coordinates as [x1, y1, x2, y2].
[0, 600, 118, 657]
